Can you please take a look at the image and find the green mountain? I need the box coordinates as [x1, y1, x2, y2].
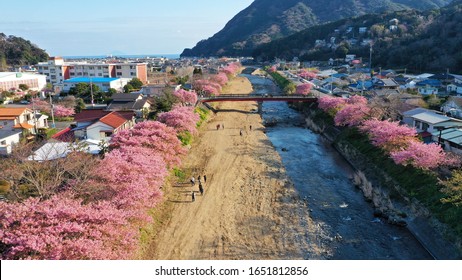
[181, 0, 452, 57]
[253, 0, 462, 73]
[0, 33, 49, 69]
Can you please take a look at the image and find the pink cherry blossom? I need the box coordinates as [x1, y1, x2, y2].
[295, 83, 312, 95]
[157, 105, 200, 135]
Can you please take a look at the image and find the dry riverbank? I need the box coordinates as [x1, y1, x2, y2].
[142, 76, 324, 260]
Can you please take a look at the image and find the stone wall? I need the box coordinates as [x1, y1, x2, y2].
[304, 110, 461, 259]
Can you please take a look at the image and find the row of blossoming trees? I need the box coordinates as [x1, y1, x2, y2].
[318, 95, 459, 170]
[192, 62, 241, 96]
[0, 73, 216, 259]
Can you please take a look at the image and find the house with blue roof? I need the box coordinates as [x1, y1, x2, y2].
[416, 79, 442, 95]
[63, 77, 129, 93]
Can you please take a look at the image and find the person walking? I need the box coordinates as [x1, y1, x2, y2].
[190, 177, 195, 186]
[249, 125, 252, 131]
[203, 174, 207, 183]
[216, 124, 220, 130]
[222, 124, 224, 129]
[199, 183, 204, 196]
[191, 191, 195, 202]
[239, 129, 243, 136]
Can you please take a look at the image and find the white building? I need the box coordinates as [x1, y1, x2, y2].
[36, 57, 148, 87]
[0, 130, 22, 155]
[0, 72, 47, 92]
[0, 107, 48, 134]
[63, 77, 129, 92]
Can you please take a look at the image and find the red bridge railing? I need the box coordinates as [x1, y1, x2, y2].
[198, 94, 318, 103]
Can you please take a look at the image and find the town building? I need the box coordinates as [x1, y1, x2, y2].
[0, 72, 47, 92]
[0, 130, 22, 155]
[0, 107, 48, 134]
[62, 77, 129, 92]
[36, 57, 148, 88]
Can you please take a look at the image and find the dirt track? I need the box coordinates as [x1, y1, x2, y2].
[143, 76, 323, 260]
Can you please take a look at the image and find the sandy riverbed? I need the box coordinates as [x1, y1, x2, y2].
[142, 75, 324, 260]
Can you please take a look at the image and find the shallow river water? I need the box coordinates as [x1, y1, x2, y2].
[243, 73, 432, 259]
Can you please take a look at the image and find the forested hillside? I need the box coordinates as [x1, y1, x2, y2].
[181, 0, 452, 57]
[253, 0, 462, 73]
[0, 33, 49, 70]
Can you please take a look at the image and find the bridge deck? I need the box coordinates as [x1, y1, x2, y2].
[198, 94, 318, 103]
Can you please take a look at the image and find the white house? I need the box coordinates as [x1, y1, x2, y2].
[85, 111, 135, 141]
[0, 130, 22, 155]
[441, 96, 462, 119]
[0, 107, 48, 134]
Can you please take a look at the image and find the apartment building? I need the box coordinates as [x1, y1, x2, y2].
[36, 57, 148, 87]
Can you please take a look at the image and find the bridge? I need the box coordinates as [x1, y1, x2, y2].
[197, 94, 318, 103]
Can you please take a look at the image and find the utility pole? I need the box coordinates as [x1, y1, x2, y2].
[369, 43, 373, 78]
[49, 93, 55, 128]
[90, 77, 94, 107]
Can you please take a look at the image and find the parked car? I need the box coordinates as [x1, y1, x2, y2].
[19, 100, 30, 104]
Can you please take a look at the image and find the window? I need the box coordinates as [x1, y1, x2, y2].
[422, 123, 429, 131]
[100, 131, 113, 138]
[116, 66, 122, 69]
[98, 73, 102, 76]
[116, 72, 122, 76]
[130, 72, 136, 76]
[97, 66, 102, 70]
[3, 122, 7, 125]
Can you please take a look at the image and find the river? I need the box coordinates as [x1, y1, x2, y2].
[243, 73, 432, 259]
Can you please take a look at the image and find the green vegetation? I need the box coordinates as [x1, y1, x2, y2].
[195, 106, 210, 127]
[333, 120, 462, 237]
[267, 71, 296, 94]
[123, 78, 144, 93]
[0, 33, 48, 66]
[254, 1, 462, 73]
[178, 131, 192, 146]
[45, 128, 58, 139]
[181, 0, 450, 57]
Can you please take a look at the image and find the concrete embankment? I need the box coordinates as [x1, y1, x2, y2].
[302, 108, 461, 260]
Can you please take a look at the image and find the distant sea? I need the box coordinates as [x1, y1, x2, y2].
[62, 54, 180, 59]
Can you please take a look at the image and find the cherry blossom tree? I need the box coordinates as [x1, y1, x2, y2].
[334, 103, 371, 126]
[359, 119, 417, 152]
[295, 83, 312, 95]
[298, 69, 317, 79]
[211, 72, 229, 86]
[0, 194, 137, 260]
[172, 89, 198, 105]
[29, 98, 51, 114]
[221, 62, 241, 77]
[390, 141, 456, 170]
[53, 105, 75, 117]
[193, 79, 222, 96]
[110, 121, 186, 167]
[346, 95, 368, 105]
[318, 96, 347, 116]
[157, 105, 200, 135]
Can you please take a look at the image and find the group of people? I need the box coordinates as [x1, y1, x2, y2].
[240, 125, 253, 136]
[190, 174, 207, 202]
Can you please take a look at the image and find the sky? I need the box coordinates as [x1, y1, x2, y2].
[1, 0, 254, 56]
